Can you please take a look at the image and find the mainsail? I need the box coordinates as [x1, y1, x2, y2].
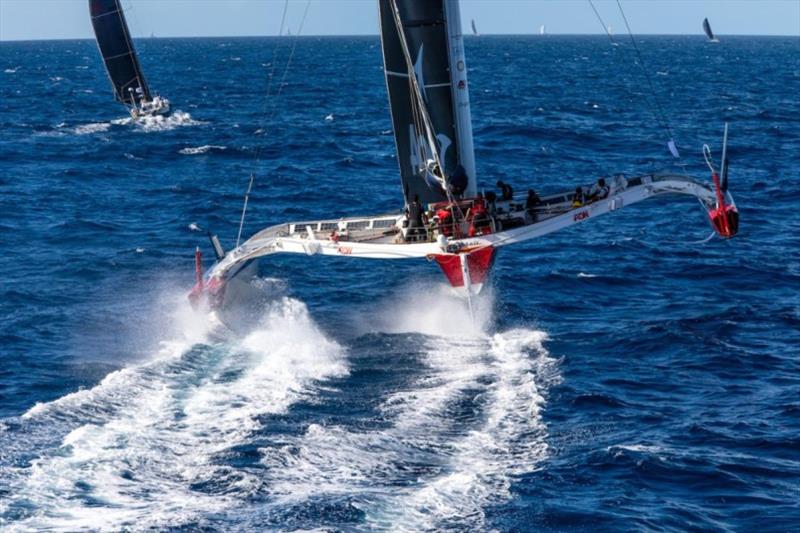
[378, 0, 476, 205]
[471, 19, 478, 36]
[702, 17, 718, 42]
[89, 0, 151, 106]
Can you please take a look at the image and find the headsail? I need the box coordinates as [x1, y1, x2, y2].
[89, 0, 151, 106]
[378, 0, 476, 205]
[702, 17, 718, 42]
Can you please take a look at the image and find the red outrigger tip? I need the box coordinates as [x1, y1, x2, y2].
[434, 246, 496, 288]
[188, 247, 204, 308]
[708, 172, 739, 239]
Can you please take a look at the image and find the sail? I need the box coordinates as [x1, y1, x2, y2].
[89, 0, 151, 105]
[471, 19, 478, 36]
[379, 0, 476, 205]
[702, 17, 717, 41]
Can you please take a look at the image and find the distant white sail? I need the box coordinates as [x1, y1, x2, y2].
[539, 24, 546, 36]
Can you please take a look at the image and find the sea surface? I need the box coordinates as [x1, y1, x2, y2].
[1, 33, 799, 531]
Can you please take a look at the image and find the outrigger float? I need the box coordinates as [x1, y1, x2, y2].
[189, 0, 738, 315]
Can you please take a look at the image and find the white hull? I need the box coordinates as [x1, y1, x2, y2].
[203, 173, 734, 296]
[131, 95, 170, 118]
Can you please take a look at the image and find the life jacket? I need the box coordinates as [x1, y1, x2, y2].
[437, 208, 453, 236]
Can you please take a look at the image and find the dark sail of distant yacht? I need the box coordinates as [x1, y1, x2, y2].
[88, 0, 170, 117]
[471, 19, 478, 36]
[703, 17, 719, 42]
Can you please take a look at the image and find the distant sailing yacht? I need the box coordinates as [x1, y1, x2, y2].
[89, 0, 170, 118]
[471, 19, 478, 36]
[539, 24, 546, 36]
[703, 17, 720, 43]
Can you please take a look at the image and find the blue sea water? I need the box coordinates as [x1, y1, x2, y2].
[1, 33, 799, 531]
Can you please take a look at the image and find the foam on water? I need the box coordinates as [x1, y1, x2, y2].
[73, 122, 111, 135]
[253, 291, 559, 531]
[180, 144, 227, 155]
[0, 296, 346, 531]
[111, 110, 203, 132]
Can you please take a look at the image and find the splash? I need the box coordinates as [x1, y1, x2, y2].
[112, 110, 203, 132]
[368, 282, 494, 338]
[0, 296, 346, 531]
[253, 287, 559, 531]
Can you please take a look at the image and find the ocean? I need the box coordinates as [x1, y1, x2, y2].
[1, 34, 799, 531]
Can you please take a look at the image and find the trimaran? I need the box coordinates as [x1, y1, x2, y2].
[88, 0, 170, 118]
[189, 0, 739, 318]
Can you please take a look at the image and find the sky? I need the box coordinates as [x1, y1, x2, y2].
[1, 0, 798, 41]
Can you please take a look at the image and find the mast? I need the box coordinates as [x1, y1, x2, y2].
[444, 0, 476, 196]
[378, 0, 477, 206]
[89, 0, 151, 106]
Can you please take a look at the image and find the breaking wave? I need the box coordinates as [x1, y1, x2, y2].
[0, 296, 346, 531]
[179, 144, 227, 155]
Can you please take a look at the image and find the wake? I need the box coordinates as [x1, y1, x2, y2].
[0, 284, 558, 531]
[37, 110, 203, 138]
[255, 286, 560, 531]
[0, 296, 346, 531]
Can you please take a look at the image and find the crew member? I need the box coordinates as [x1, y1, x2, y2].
[437, 205, 453, 237]
[572, 186, 585, 208]
[497, 180, 514, 201]
[485, 190, 498, 214]
[526, 189, 542, 222]
[469, 193, 491, 236]
[405, 194, 425, 241]
[588, 177, 610, 202]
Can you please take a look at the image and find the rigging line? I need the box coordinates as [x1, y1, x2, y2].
[614, 0, 678, 150]
[236, 0, 290, 248]
[587, 0, 616, 45]
[236, 0, 311, 248]
[387, 0, 456, 206]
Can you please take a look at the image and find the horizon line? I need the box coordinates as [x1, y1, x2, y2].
[2, 32, 797, 43]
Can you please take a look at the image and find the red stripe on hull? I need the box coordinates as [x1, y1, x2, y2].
[434, 247, 495, 288]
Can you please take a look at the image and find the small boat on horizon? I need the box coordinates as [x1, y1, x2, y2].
[89, 0, 170, 118]
[539, 24, 546, 36]
[703, 17, 720, 43]
[471, 18, 478, 36]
